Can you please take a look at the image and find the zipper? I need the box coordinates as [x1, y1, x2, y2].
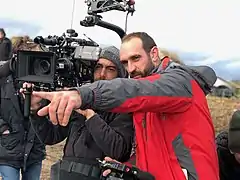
[142, 113, 147, 141]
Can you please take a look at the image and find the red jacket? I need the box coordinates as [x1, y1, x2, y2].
[78, 58, 219, 180]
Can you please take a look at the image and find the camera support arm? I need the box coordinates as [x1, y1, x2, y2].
[81, 0, 135, 39]
[80, 15, 126, 39]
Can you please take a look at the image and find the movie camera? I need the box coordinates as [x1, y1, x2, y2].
[15, 0, 135, 91]
[13, 0, 134, 118]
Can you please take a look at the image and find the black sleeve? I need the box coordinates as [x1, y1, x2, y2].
[31, 114, 69, 145]
[85, 113, 134, 162]
[0, 88, 9, 134]
[217, 146, 233, 180]
[7, 40, 12, 59]
[216, 131, 233, 180]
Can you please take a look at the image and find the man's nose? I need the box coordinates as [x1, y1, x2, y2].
[100, 69, 106, 78]
[128, 62, 136, 73]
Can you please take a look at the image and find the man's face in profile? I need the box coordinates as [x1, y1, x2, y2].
[120, 37, 155, 79]
[94, 58, 118, 81]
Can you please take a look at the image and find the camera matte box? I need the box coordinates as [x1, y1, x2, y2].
[16, 50, 56, 84]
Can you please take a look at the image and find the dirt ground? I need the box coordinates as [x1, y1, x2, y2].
[40, 96, 239, 179]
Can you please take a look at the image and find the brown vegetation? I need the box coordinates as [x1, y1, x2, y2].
[11, 36, 41, 52]
[40, 96, 239, 179]
[208, 96, 238, 133]
[159, 48, 183, 64]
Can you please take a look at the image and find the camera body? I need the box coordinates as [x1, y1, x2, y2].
[11, 0, 134, 118]
[15, 32, 101, 90]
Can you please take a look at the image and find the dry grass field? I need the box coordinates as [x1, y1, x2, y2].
[40, 96, 239, 179]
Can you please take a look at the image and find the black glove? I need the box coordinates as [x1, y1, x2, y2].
[98, 159, 155, 180]
[131, 167, 155, 180]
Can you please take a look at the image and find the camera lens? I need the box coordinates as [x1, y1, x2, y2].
[34, 59, 51, 75]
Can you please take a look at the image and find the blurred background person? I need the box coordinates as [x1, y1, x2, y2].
[0, 28, 12, 61]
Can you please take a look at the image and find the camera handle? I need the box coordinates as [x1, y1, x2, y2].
[24, 87, 32, 118]
[80, 15, 126, 39]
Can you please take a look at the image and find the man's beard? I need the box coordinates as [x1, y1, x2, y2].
[129, 61, 155, 78]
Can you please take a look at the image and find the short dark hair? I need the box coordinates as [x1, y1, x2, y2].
[0, 28, 6, 37]
[122, 32, 157, 53]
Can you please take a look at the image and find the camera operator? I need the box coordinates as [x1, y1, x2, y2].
[216, 105, 240, 180]
[0, 44, 45, 180]
[31, 32, 219, 180]
[23, 46, 134, 180]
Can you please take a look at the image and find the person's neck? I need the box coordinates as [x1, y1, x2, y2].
[147, 64, 157, 76]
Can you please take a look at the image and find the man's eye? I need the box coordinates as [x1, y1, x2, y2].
[132, 55, 140, 61]
[109, 68, 116, 72]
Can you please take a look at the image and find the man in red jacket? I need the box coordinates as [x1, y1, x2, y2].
[32, 32, 219, 180]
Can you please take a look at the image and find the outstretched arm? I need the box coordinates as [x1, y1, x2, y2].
[78, 68, 193, 113]
[33, 67, 213, 126]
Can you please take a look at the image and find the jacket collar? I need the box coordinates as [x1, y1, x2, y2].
[149, 56, 171, 75]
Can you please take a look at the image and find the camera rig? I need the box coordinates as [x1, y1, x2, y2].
[82, 0, 135, 37]
[14, 0, 135, 118]
[16, 30, 101, 90]
[15, 0, 135, 90]
[85, 0, 135, 15]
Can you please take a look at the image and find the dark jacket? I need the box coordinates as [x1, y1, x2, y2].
[0, 37, 12, 61]
[39, 110, 133, 161]
[37, 110, 133, 179]
[216, 131, 240, 180]
[0, 75, 46, 170]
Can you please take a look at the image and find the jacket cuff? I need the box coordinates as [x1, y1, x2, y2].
[85, 114, 104, 130]
[71, 86, 100, 110]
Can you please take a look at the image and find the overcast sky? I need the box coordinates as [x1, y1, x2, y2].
[1, 0, 240, 79]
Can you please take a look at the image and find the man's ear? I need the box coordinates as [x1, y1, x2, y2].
[150, 46, 159, 64]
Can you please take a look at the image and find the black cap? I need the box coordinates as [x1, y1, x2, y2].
[99, 46, 127, 78]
